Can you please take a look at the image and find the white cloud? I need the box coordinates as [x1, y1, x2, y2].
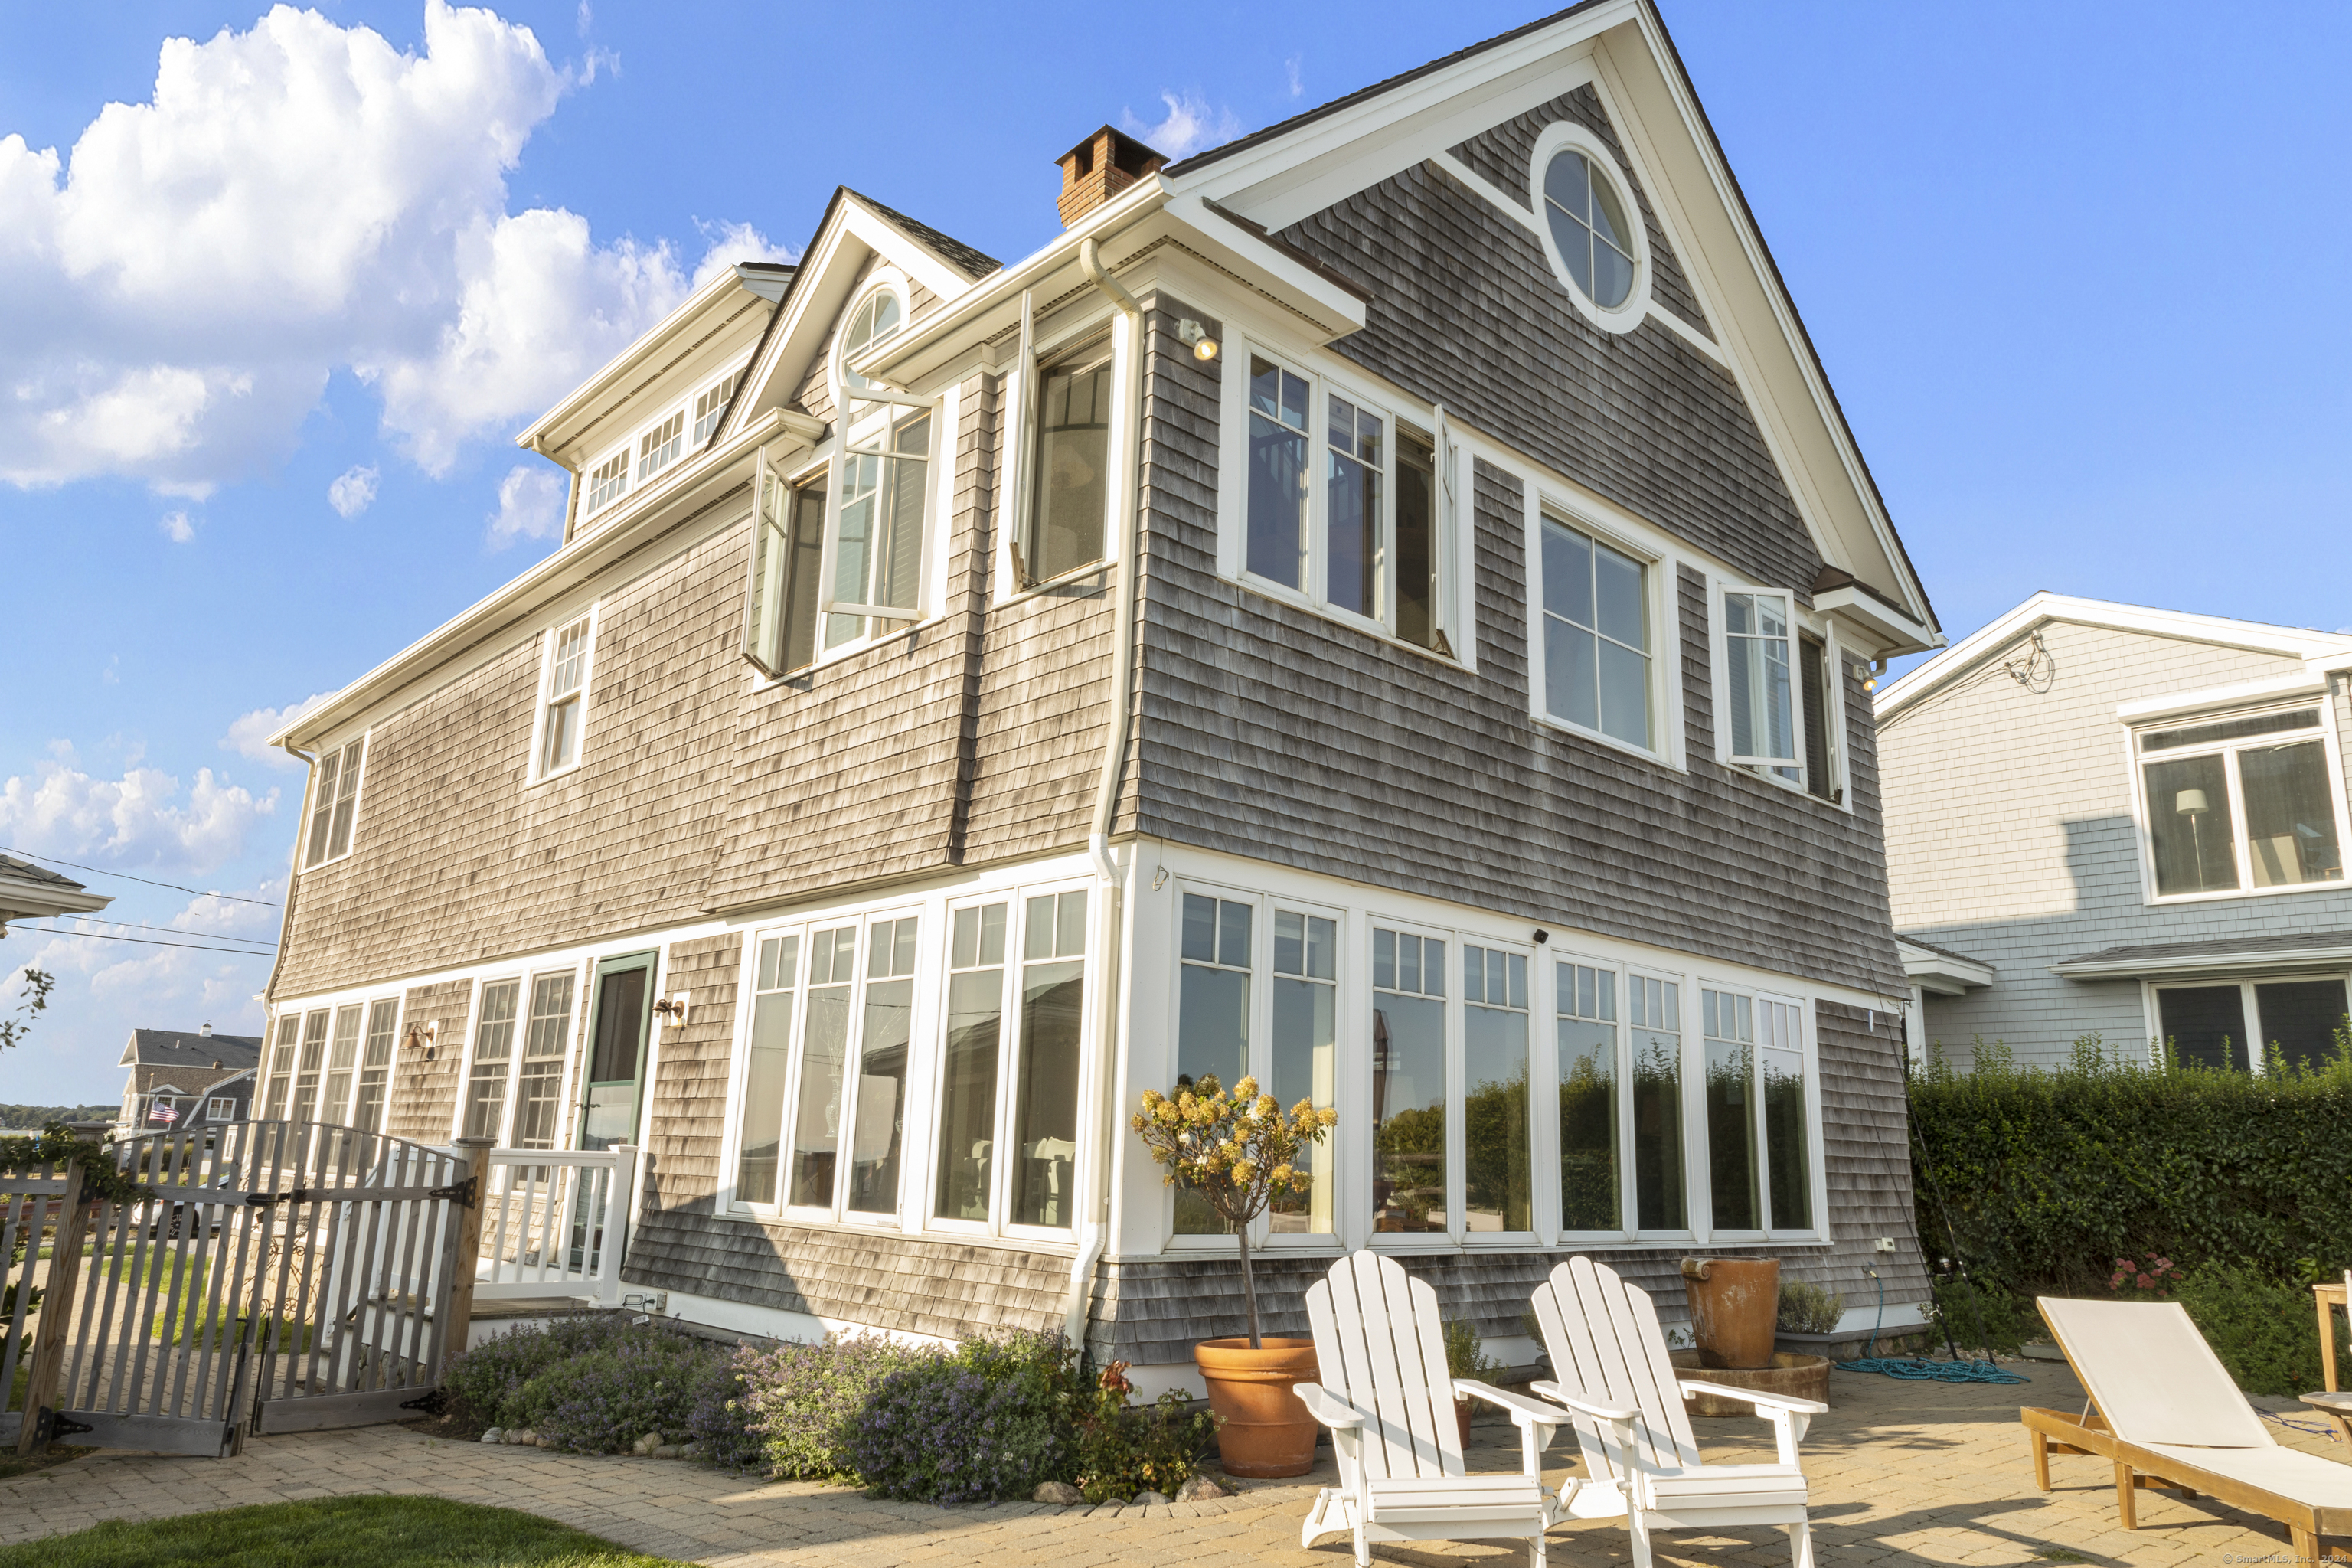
[327, 463, 379, 518]
[690, 219, 798, 290]
[221, 693, 335, 765]
[485, 462, 567, 548]
[158, 508, 194, 543]
[1120, 90, 1243, 162]
[0, 2, 696, 492]
[0, 762, 277, 875]
[1285, 55, 1304, 99]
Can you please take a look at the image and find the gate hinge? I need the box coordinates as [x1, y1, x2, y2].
[400, 1388, 448, 1414]
[245, 1188, 312, 1207]
[428, 1175, 477, 1208]
[31, 1408, 93, 1443]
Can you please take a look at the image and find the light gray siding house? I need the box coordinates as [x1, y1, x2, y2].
[260, 0, 1946, 1387]
[1879, 593, 2352, 1070]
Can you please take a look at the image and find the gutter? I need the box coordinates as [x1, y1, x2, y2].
[1060, 233, 1148, 1354]
[259, 737, 314, 1014]
[528, 434, 583, 547]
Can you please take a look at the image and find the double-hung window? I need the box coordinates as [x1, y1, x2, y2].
[1540, 517, 1653, 750]
[1020, 338, 1113, 586]
[1556, 959, 1688, 1235]
[820, 286, 936, 653]
[1239, 351, 1449, 655]
[509, 973, 577, 1149]
[1720, 588, 1803, 782]
[304, 736, 365, 868]
[289, 1008, 330, 1123]
[262, 1014, 301, 1119]
[1700, 988, 1812, 1235]
[537, 614, 594, 778]
[462, 979, 522, 1141]
[354, 998, 399, 1133]
[322, 1004, 364, 1125]
[2136, 705, 2347, 900]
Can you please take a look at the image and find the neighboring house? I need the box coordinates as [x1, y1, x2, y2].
[116, 1026, 263, 1134]
[260, 1, 1942, 1378]
[0, 853, 109, 936]
[1880, 593, 2352, 1070]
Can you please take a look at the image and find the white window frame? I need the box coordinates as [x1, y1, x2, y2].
[1526, 500, 1678, 766]
[817, 276, 946, 648]
[1710, 579, 1810, 789]
[995, 877, 1098, 1241]
[635, 407, 686, 485]
[1217, 338, 1462, 661]
[2125, 701, 2352, 906]
[1363, 910, 1467, 1249]
[1005, 309, 1120, 596]
[1457, 933, 1539, 1243]
[1547, 951, 1704, 1244]
[302, 733, 369, 871]
[691, 368, 741, 449]
[584, 446, 630, 518]
[205, 1095, 237, 1122]
[452, 974, 526, 1144]
[1690, 982, 1828, 1246]
[2140, 972, 2352, 1074]
[528, 605, 599, 784]
[1528, 120, 1651, 334]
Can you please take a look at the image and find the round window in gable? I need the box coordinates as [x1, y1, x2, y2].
[1541, 149, 1638, 309]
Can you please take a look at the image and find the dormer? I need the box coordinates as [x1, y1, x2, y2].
[513, 261, 796, 544]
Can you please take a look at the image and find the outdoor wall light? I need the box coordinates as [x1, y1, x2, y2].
[654, 994, 691, 1028]
[1177, 318, 1220, 362]
[403, 1021, 439, 1060]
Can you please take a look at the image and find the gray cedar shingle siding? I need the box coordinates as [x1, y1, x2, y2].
[639, 933, 743, 1215]
[1276, 161, 1815, 601]
[386, 978, 473, 1145]
[1446, 83, 1712, 338]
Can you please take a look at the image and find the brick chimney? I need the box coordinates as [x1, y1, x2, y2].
[1056, 126, 1168, 228]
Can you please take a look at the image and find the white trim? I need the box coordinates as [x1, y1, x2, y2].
[2118, 672, 2331, 725]
[1527, 120, 1650, 334]
[1708, 577, 1808, 781]
[2140, 972, 2352, 1074]
[299, 731, 371, 872]
[2123, 697, 2352, 909]
[1524, 480, 1684, 770]
[526, 604, 601, 786]
[2056, 946, 2352, 981]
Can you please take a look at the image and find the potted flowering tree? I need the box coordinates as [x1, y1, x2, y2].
[1132, 1073, 1335, 1477]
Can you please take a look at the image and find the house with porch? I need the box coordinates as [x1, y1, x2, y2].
[1880, 593, 2352, 1070]
[260, 0, 1942, 1383]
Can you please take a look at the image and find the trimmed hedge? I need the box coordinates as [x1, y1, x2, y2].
[1912, 1037, 2352, 1294]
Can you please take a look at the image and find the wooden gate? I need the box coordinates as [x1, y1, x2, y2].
[3, 1125, 487, 1458]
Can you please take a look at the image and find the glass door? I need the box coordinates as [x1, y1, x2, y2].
[579, 952, 655, 1150]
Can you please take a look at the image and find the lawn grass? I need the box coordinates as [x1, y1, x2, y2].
[96, 1249, 312, 1353]
[0, 1497, 691, 1567]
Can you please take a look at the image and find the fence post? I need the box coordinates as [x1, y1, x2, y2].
[601, 1145, 638, 1306]
[16, 1131, 98, 1455]
[440, 1138, 492, 1377]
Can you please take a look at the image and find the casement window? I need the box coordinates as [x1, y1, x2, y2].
[2135, 704, 2347, 900]
[1538, 515, 1654, 750]
[743, 459, 830, 678]
[1174, 892, 1254, 1235]
[586, 450, 629, 516]
[933, 905, 1006, 1223]
[322, 1004, 364, 1126]
[1699, 988, 1812, 1234]
[1460, 943, 1534, 1233]
[691, 372, 739, 448]
[636, 411, 685, 484]
[509, 974, 577, 1149]
[2151, 975, 2352, 1072]
[1555, 959, 1689, 1234]
[354, 998, 399, 1133]
[303, 735, 366, 869]
[205, 1096, 237, 1122]
[776, 913, 920, 1219]
[262, 1014, 299, 1119]
[1018, 338, 1113, 587]
[535, 613, 595, 779]
[1798, 632, 1841, 804]
[462, 979, 522, 1141]
[289, 1008, 330, 1123]
[845, 916, 918, 1215]
[1719, 587, 1803, 782]
[1266, 910, 1338, 1234]
[1237, 350, 1450, 656]
[819, 286, 936, 652]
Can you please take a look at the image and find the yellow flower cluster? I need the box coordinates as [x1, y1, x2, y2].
[1129, 1073, 1338, 1227]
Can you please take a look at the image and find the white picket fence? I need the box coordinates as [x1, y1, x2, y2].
[473, 1145, 639, 1305]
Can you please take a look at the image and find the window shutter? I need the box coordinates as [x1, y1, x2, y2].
[741, 450, 790, 677]
[1800, 635, 1831, 799]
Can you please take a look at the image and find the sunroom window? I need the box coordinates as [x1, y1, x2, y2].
[1700, 989, 1810, 1234]
[1461, 943, 1532, 1233]
[1557, 959, 1687, 1234]
[1266, 910, 1337, 1235]
[2138, 706, 2344, 897]
[1541, 518, 1651, 749]
[354, 998, 398, 1135]
[1174, 892, 1253, 1235]
[1370, 926, 1446, 1234]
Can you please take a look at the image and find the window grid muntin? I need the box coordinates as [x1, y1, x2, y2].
[636, 411, 684, 483]
[586, 450, 629, 514]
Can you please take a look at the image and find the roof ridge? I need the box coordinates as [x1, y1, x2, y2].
[842, 189, 1002, 281]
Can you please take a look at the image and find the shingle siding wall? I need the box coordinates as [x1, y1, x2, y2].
[1446, 83, 1712, 338]
[639, 933, 743, 1217]
[1878, 621, 2352, 1063]
[385, 978, 472, 1146]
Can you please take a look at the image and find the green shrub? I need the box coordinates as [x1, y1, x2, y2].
[1927, 1276, 2036, 1357]
[1440, 1320, 1504, 1381]
[1067, 1363, 1217, 1504]
[514, 1330, 734, 1453]
[1776, 1280, 1844, 1335]
[442, 1313, 642, 1429]
[2106, 1261, 2351, 1398]
[841, 1334, 1076, 1503]
[730, 1332, 945, 1481]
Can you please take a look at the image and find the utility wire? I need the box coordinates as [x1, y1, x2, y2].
[0, 844, 283, 908]
[11, 914, 279, 949]
[2, 923, 277, 957]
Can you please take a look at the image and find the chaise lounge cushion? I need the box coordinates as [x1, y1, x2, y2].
[2039, 1298, 2269, 1447]
[2139, 1443, 2352, 1508]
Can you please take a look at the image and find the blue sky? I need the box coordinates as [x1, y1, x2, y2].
[2, 1, 2347, 1104]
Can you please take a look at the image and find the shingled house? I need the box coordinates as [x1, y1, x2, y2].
[262, 0, 1943, 1381]
[114, 1025, 262, 1134]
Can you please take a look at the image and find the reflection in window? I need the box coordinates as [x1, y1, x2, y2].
[1542, 518, 1650, 747]
[828, 412, 929, 649]
[1462, 945, 1531, 1232]
[1725, 591, 1797, 776]
[1268, 910, 1337, 1234]
[2145, 754, 2238, 895]
[1372, 928, 1447, 1233]
[2157, 984, 2247, 1072]
[1541, 149, 1635, 308]
[462, 982, 519, 1141]
[1011, 891, 1087, 1228]
[2141, 710, 2343, 897]
[735, 934, 799, 1206]
[323, 1004, 363, 1126]
[2242, 742, 2342, 887]
[1629, 976, 1684, 1230]
[1325, 397, 1382, 618]
[290, 1008, 330, 1124]
[1758, 1000, 1809, 1230]
[1394, 431, 1441, 653]
[354, 999, 398, 1134]
[1557, 962, 1620, 1231]
[847, 918, 919, 1216]
[1174, 892, 1251, 1234]
[1246, 357, 1310, 590]
[1027, 349, 1111, 583]
[743, 466, 828, 678]
[789, 926, 856, 1207]
[2256, 979, 2351, 1067]
[1702, 989, 1757, 1232]
[510, 974, 576, 1151]
[935, 905, 1006, 1223]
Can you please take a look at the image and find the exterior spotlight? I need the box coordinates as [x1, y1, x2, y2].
[1177, 318, 1220, 362]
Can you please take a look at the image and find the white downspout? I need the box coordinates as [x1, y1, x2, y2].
[1063, 234, 1146, 1353]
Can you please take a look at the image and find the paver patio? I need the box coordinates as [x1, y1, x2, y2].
[0, 1359, 2339, 1565]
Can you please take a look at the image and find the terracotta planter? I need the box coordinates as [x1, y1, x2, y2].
[1455, 1395, 1474, 1449]
[1681, 1256, 1781, 1369]
[1194, 1337, 1319, 1478]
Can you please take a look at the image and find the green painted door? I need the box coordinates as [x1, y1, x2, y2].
[579, 951, 656, 1150]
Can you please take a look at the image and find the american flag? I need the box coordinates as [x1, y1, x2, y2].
[147, 1100, 178, 1125]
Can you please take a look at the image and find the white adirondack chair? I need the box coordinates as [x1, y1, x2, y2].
[1298, 1250, 1568, 1565]
[1529, 1256, 1822, 1568]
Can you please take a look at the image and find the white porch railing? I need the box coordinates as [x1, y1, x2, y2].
[472, 1145, 639, 1305]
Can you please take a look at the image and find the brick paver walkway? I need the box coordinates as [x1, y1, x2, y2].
[1, 1360, 2341, 1564]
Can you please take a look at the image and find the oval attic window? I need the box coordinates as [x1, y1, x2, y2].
[1541, 150, 1637, 309]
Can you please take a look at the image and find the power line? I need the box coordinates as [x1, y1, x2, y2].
[11, 915, 279, 949]
[0, 844, 283, 909]
[3, 923, 277, 957]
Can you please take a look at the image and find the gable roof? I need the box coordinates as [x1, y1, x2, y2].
[1875, 591, 2352, 723]
[118, 1027, 264, 1072]
[850, 191, 1001, 282]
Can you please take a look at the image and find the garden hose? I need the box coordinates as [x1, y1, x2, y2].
[1836, 1267, 2027, 1386]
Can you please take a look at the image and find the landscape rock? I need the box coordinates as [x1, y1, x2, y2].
[1031, 1481, 1085, 1505]
[1176, 1475, 1229, 1501]
[505, 1429, 535, 1446]
[652, 1444, 684, 1459]
[479, 1427, 505, 1445]
[1132, 1490, 1171, 1506]
[632, 1431, 664, 1455]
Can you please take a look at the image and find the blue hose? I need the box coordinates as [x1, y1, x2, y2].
[1835, 1267, 2028, 1385]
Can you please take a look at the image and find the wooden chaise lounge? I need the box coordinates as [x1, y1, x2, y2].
[2024, 1296, 2352, 1560]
